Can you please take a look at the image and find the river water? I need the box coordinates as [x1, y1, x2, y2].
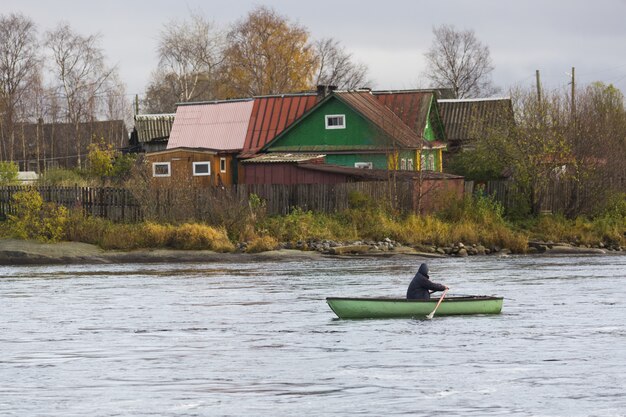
[1, 254, 625, 416]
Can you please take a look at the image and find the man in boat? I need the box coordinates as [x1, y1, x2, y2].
[406, 263, 448, 300]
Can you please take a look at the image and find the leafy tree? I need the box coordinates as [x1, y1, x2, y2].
[86, 140, 117, 179]
[423, 25, 499, 98]
[7, 189, 68, 242]
[0, 161, 19, 185]
[220, 6, 317, 97]
[466, 87, 573, 215]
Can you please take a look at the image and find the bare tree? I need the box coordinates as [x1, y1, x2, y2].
[0, 13, 40, 163]
[156, 12, 225, 104]
[423, 25, 499, 98]
[45, 23, 117, 167]
[104, 73, 132, 130]
[313, 38, 371, 90]
[143, 69, 182, 114]
[221, 6, 317, 97]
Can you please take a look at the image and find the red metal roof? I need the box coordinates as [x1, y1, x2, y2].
[335, 91, 432, 149]
[373, 90, 434, 134]
[241, 94, 318, 157]
[167, 99, 254, 151]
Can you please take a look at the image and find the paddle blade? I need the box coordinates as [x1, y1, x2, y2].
[425, 289, 448, 319]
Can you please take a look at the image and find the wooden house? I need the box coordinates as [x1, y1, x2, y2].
[438, 97, 514, 153]
[145, 99, 254, 187]
[9, 120, 128, 171]
[129, 113, 175, 153]
[256, 89, 446, 173]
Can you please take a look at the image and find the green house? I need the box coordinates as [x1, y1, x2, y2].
[261, 90, 447, 172]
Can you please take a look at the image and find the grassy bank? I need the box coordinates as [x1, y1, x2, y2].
[1, 189, 624, 253]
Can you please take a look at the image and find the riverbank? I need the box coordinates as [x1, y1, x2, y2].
[0, 238, 621, 266]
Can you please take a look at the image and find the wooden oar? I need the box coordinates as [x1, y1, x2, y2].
[426, 289, 448, 319]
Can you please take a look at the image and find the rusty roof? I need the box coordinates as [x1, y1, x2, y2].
[167, 99, 254, 151]
[241, 93, 319, 157]
[134, 114, 175, 143]
[372, 90, 435, 134]
[335, 91, 432, 149]
[438, 98, 514, 142]
[242, 153, 326, 163]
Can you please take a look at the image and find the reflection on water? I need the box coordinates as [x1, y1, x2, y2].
[1, 254, 625, 416]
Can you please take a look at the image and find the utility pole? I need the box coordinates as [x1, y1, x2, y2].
[570, 67, 576, 117]
[134, 94, 140, 116]
[535, 70, 542, 104]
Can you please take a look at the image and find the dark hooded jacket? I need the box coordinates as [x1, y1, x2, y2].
[406, 263, 446, 300]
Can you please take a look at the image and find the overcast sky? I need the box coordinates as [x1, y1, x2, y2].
[5, 0, 626, 100]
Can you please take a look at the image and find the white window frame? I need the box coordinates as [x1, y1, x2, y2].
[354, 162, 373, 169]
[400, 158, 407, 170]
[325, 114, 346, 129]
[407, 159, 414, 171]
[152, 162, 171, 177]
[193, 161, 211, 176]
[428, 154, 435, 171]
[219, 157, 227, 173]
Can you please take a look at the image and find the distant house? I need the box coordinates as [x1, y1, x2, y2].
[129, 113, 175, 153]
[8, 120, 128, 171]
[438, 97, 514, 153]
[255, 89, 446, 175]
[144, 99, 254, 187]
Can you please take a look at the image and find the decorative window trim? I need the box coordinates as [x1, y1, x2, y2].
[193, 161, 211, 176]
[152, 162, 171, 177]
[407, 159, 414, 171]
[421, 154, 435, 171]
[219, 157, 227, 173]
[400, 158, 407, 170]
[354, 162, 373, 169]
[325, 114, 346, 129]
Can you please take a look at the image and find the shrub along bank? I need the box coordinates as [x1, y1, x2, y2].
[1, 189, 624, 255]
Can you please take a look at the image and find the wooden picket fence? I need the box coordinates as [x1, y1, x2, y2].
[2, 177, 617, 223]
[0, 182, 421, 223]
[0, 186, 142, 222]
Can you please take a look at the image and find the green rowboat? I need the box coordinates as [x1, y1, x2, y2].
[326, 296, 503, 319]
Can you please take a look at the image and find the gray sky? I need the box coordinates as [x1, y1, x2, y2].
[5, 0, 626, 99]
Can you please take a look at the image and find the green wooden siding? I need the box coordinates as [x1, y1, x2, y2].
[325, 154, 389, 169]
[267, 98, 392, 151]
[424, 96, 446, 142]
[266, 95, 444, 172]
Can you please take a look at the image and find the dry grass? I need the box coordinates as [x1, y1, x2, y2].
[246, 236, 279, 253]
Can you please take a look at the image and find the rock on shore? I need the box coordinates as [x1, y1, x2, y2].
[0, 237, 622, 266]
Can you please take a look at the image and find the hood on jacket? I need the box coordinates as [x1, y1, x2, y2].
[418, 263, 429, 276]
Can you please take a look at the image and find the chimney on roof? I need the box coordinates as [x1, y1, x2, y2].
[316, 84, 337, 99]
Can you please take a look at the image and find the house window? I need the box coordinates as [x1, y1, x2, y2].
[420, 155, 426, 171]
[325, 114, 346, 129]
[193, 161, 211, 176]
[354, 162, 373, 169]
[220, 157, 227, 173]
[400, 158, 407, 170]
[407, 159, 414, 171]
[421, 154, 435, 171]
[152, 162, 171, 177]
